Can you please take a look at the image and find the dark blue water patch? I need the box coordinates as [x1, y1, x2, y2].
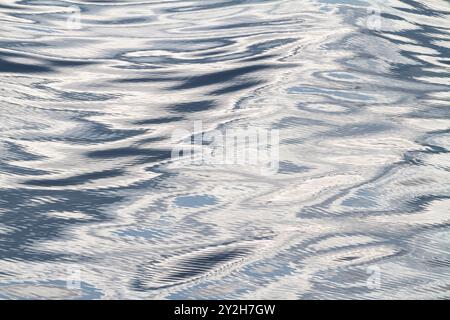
[362, 14, 450, 82]
[113, 75, 180, 83]
[84, 16, 154, 26]
[50, 58, 97, 67]
[278, 161, 310, 174]
[242, 54, 278, 62]
[165, 249, 247, 281]
[0, 50, 94, 74]
[0, 58, 52, 73]
[86, 147, 172, 161]
[392, 26, 448, 56]
[0, 3, 20, 9]
[134, 116, 184, 125]
[174, 195, 218, 208]
[421, 144, 448, 154]
[23, 168, 125, 187]
[390, 61, 450, 83]
[0, 162, 49, 176]
[169, 100, 216, 113]
[193, 49, 230, 57]
[0, 140, 47, 162]
[134, 136, 168, 146]
[171, 64, 281, 90]
[132, 247, 248, 291]
[0, 188, 121, 262]
[209, 80, 265, 95]
[393, 0, 448, 17]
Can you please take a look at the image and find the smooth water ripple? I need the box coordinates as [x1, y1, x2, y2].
[0, 0, 449, 299]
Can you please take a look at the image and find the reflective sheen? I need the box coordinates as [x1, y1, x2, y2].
[0, 0, 449, 299]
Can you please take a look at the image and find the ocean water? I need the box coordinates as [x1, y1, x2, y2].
[0, 0, 449, 299]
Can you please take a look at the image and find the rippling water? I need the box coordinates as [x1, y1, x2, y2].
[0, 0, 449, 299]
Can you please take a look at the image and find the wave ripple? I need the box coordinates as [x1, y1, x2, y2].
[0, 0, 449, 299]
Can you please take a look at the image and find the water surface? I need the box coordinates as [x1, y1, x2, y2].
[0, 0, 449, 299]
